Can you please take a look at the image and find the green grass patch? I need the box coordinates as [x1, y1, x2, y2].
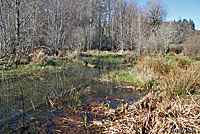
[149, 53, 200, 63]
[82, 52, 125, 57]
[101, 56, 125, 63]
[105, 54, 200, 93]
[164, 55, 176, 61]
[108, 69, 155, 91]
[81, 52, 127, 64]
[0, 64, 58, 79]
[109, 71, 136, 83]
[0, 57, 70, 79]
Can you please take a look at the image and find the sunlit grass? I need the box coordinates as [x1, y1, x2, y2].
[0, 57, 69, 79]
[81, 51, 127, 64]
[103, 54, 200, 95]
[136, 55, 200, 97]
[109, 71, 136, 83]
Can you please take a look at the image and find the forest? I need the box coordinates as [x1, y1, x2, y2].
[0, 0, 200, 133]
[0, 0, 197, 63]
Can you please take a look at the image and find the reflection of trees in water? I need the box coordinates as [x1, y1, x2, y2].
[0, 62, 131, 133]
[0, 64, 102, 132]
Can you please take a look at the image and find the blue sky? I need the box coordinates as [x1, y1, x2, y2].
[137, 0, 200, 30]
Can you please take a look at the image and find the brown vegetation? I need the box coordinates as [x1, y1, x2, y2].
[52, 102, 106, 134]
[98, 93, 200, 133]
[29, 49, 49, 65]
[96, 55, 200, 133]
[183, 34, 200, 56]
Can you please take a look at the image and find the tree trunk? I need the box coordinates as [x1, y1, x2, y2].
[15, 0, 21, 64]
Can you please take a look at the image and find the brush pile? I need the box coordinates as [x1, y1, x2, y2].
[98, 92, 200, 133]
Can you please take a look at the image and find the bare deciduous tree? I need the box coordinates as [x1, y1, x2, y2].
[0, 0, 195, 62]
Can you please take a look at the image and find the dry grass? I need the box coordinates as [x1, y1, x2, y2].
[160, 68, 200, 98]
[58, 49, 80, 59]
[28, 48, 80, 65]
[136, 55, 200, 96]
[96, 55, 200, 133]
[98, 92, 200, 134]
[135, 56, 175, 76]
[29, 49, 49, 65]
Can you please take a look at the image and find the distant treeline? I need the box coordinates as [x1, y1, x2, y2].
[0, 0, 196, 61]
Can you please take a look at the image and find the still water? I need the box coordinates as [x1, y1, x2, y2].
[0, 61, 144, 133]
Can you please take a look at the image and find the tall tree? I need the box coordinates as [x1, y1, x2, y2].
[147, 0, 167, 32]
[189, 19, 195, 30]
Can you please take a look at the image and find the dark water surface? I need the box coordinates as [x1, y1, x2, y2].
[0, 61, 144, 133]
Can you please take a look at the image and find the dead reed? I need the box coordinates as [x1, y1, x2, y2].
[96, 55, 200, 133]
[98, 92, 200, 133]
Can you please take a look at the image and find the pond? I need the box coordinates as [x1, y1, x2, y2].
[0, 59, 145, 133]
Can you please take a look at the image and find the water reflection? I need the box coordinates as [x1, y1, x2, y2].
[0, 62, 144, 133]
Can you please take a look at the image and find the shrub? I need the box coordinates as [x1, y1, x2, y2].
[183, 34, 200, 56]
[169, 44, 184, 54]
